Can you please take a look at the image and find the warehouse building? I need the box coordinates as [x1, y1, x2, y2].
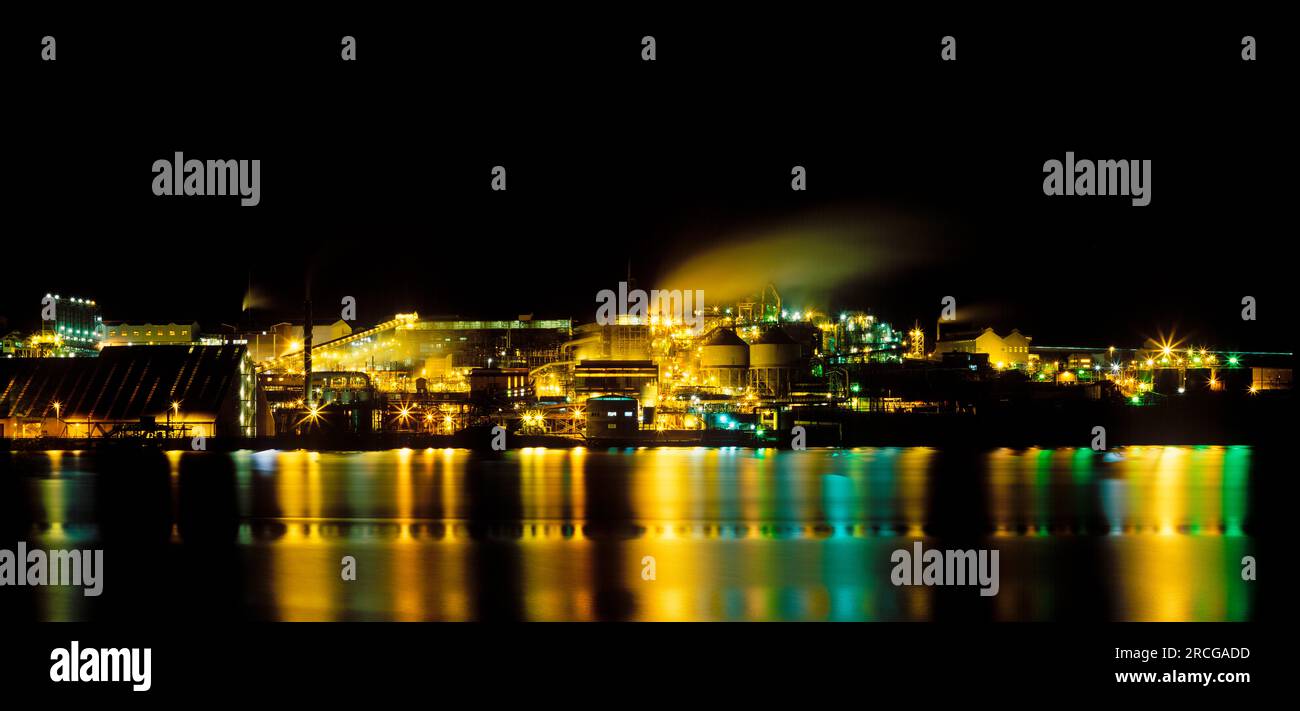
[0, 344, 264, 439]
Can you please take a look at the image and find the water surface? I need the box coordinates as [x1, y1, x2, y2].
[1, 446, 1257, 621]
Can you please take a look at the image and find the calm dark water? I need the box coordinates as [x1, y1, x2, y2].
[1, 446, 1257, 621]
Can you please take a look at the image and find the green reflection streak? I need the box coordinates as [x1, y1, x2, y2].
[1071, 448, 1093, 534]
[1222, 446, 1250, 537]
[1225, 539, 1252, 621]
[1034, 449, 1052, 535]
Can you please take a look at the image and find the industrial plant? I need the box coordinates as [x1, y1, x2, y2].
[0, 286, 1291, 447]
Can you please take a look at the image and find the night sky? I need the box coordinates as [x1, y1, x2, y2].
[4, 19, 1289, 352]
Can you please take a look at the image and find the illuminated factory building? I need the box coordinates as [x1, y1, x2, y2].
[34, 295, 104, 357]
[102, 321, 200, 346]
[0, 286, 1292, 443]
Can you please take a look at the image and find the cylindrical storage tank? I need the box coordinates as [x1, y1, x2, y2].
[749, 327, 802, 397]
[701, 327, 749, 368]
[701, 327, 751, 390]
[749, 327, 801, 367]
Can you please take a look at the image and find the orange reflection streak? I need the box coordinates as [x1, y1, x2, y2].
[1189, 447, 1224, 534]
[521, 447, 592, 621]
[1153, 447, 1185, 535]
[41, 450, 68, 532]
[268, 451, 339, 620]
[629, 449, 700, 619]
[433, 451, 470, 620]
[389, 530, 423, 621]
[388, 449, 422, 619]
[440, 448, 460, 528]
[394, 448, 414, 528]
[1112, 536, 1229, 621]
[268, 522, 340, 621]
[567, 447, 587, 524]
[986, 448, 1016, 536]
[898, 448, 931, 537]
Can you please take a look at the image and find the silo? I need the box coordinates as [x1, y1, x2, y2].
[749, 327, 802, 397]
[701, 327, 749, 390]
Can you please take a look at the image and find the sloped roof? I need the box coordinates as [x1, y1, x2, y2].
[0, 344, 246, 419]
[704, 327, 746, 347]
[753, 327, 795, 345]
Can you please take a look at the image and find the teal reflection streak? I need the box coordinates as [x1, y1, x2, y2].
[866, 448, 901, 534]
[1222, 446, 1250, 537]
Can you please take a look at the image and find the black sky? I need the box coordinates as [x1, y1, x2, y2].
[4, 17, 1290, 352]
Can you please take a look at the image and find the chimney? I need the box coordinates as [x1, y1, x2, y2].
[303, 298, 313, 405]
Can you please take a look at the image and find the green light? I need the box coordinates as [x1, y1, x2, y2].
[1228, 356, 1239, 365]
[850, 383, 861, 393]
[1130, 395, 1141, 404]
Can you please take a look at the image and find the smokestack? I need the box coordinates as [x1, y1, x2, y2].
[303, 298, 313, 405]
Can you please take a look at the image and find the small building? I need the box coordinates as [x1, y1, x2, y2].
[103, 321, 200, 346]
[934, 327, 1033, 369]
[2, 331, 37, 358]
[38, 294, 104, 357]
[585, 395, 640, 441]
[941, 351, 991, 370]
[1252, 367, 1292, 391]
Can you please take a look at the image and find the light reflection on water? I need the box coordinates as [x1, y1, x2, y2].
[3, 446, 1255, 622]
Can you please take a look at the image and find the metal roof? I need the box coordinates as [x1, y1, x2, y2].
[0, 344, 246, 420]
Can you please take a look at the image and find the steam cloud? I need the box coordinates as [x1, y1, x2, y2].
[656, 209, 939, 309]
